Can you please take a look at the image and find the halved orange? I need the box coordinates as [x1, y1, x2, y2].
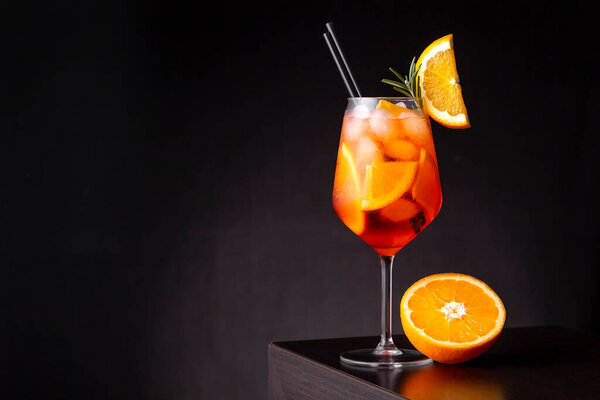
[416, 34, 470, 129]
[333, 142, 365, 234]
[361, 161, 417, 211]
[400, 273, 505, 364]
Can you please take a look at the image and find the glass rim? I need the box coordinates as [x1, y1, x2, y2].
[347, 96, 423, 100]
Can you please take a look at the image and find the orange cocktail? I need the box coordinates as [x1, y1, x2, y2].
[333, 98, 442, 256]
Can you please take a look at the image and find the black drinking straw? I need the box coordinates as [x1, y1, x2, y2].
[323, 22, 362, 98]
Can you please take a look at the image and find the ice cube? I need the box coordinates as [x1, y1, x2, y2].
[349, 105, 370, 119]
[355, 136, 383, 169]
[400, 115, 431, 146]
[343, 116, 370, 142]
[369, 108, 399, 141]
[371, 107, 392, 118]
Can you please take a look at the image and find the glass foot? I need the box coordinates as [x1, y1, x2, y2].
[340, 348, 433, 368]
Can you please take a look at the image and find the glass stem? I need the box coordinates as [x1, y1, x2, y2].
[375, 255, 399, 353]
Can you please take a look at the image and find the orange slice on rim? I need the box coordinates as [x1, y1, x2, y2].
[416, 34, 470, 128]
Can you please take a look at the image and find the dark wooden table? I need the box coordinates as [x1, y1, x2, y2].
[269, 327, 600, 399]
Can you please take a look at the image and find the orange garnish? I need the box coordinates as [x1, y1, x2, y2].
[416, 34, 470, 128]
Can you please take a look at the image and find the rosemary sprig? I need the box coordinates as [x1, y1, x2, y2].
[381, 57, 422, 107]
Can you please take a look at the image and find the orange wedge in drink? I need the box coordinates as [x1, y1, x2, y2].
[412, 149, 442, 220]
[400, 273, 505, 364]
[333, 142, 365, 234]
[383, 139, 419, 161]
[361, 161, 418, 211]
[416, 34, 470, 128]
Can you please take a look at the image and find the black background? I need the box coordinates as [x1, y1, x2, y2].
[4, 1, 599, 399]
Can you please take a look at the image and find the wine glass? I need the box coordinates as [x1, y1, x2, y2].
[332, 97, 442, 367]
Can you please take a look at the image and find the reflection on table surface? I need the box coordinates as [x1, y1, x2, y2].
[341, 362, 505, 400]
[275, 327, 600, 399]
